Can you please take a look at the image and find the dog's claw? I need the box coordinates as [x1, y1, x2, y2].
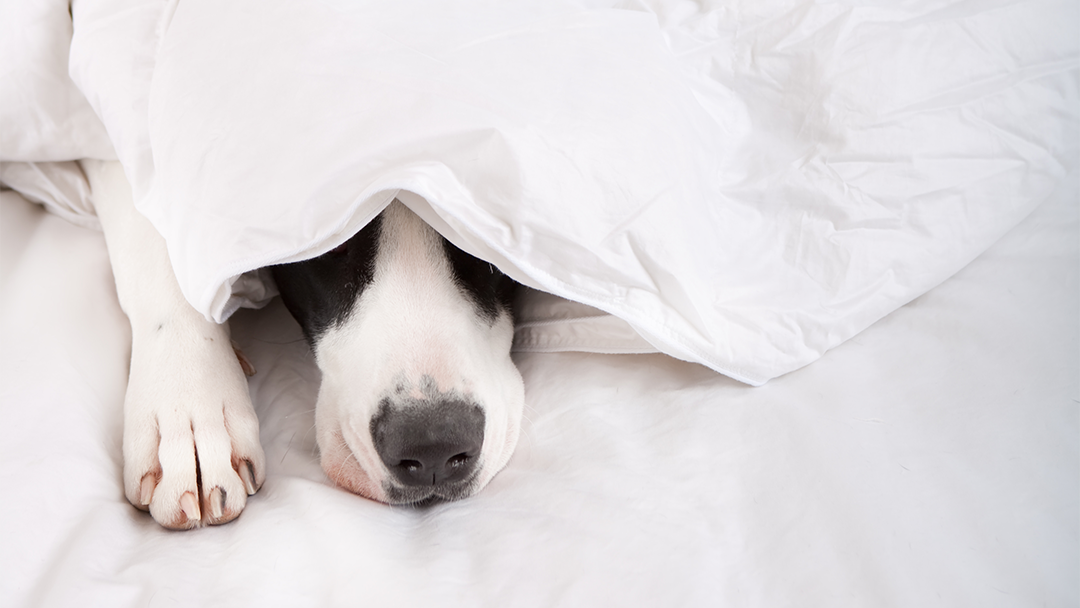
[231, 340, 256, 377]
[180, 491, 201, 522]
[139, 472, 156, 506]
[208, 487, 225, 519]
[239, 460, 257, 495]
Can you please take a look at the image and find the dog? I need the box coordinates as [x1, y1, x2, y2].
[82, 159, 525, 529]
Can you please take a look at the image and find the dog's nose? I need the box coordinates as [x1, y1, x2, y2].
[371, 400, 485, 487]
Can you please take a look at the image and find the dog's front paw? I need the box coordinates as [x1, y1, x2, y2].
[122, 322, 265, 529]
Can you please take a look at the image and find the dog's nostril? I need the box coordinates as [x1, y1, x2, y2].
[372, 399, 485, 488]
[390, 451, 475, 483]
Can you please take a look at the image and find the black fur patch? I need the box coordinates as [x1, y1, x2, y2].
[269, 215, 383, 343]
[441, 238, 517, 324]
[270, 207, 518, 343]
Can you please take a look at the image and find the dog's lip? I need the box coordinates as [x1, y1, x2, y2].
[328, 419, 391, 502]
[383, 475, 482, 505]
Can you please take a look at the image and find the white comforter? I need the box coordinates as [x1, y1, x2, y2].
[4, 0, 1076, 384]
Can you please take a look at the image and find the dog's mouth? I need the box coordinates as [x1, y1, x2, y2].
[382, 474, 482, 505]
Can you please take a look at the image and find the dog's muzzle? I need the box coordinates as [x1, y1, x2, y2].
[371, 398, 486, 503]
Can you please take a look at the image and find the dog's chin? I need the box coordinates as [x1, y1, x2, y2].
[382, 475, 482, 505]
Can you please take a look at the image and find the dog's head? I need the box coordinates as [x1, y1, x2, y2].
[270, 201, 523, 504]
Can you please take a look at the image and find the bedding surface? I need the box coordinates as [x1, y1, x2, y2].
[1, 0, 1077, 604]
[4, 0, 1077, 383]
[0, 158, 1075, 608]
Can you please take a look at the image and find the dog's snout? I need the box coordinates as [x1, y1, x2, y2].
[371, 399, 485, 487]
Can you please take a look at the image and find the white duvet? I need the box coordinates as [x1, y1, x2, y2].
[2, 0, 1077, 384]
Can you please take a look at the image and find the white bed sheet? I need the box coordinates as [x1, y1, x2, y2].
[1, 169, 1075, 606]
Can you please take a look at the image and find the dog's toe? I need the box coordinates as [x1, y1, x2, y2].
[122, 349, 266, 529]
[194, 440, 252, 525]
[202, 485, 239, 525]
[131, 417, 264, 529]
[139, 418, 200, 529]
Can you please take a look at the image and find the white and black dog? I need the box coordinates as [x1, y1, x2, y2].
[82, 160, 525, 529]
